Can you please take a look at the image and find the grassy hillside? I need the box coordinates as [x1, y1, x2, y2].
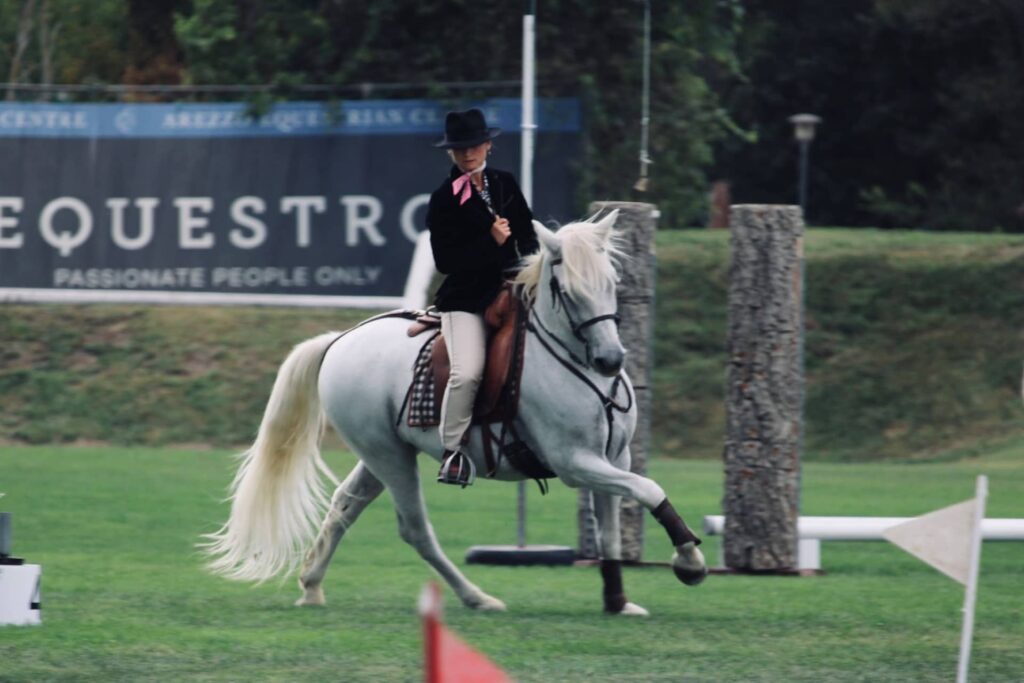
[2, 228, 1023, 460]
[655, 229, 1024, 460]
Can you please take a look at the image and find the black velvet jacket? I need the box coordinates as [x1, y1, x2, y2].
[427, 166, 539, 313]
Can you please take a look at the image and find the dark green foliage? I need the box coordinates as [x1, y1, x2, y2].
[0, 0, 129, 91]
[175, 0, 349, 90]
[172, 0, 743, 224]
[716, 0, 1024, 231]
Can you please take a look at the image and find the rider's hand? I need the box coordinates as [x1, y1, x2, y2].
[490, 216, 511, 245]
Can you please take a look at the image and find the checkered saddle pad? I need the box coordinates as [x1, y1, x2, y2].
[405, 331, 443, 428]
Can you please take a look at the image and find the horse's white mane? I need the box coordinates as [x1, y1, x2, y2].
[513, 212, 626, 305]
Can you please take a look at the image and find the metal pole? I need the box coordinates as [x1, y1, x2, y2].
[462, 0, 576, 569]
[516, 482, 527, 547]
[957, 475, 988, 683]
[0, 512, 11, 557]
[798, 139, 810, 219]
[517, 1, 537, 548]
[520, 8, 536, 207]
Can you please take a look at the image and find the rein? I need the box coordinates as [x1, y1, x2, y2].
[525, 303, 633, 456]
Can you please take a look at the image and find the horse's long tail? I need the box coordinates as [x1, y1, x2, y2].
[202, 331, 342, 582]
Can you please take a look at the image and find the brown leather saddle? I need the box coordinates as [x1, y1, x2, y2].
[401, 285, 553, 485]
[405, 284, 526, 425]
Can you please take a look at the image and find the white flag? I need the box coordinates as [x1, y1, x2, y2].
[882, 498, 976, 585]
[882, 477, 987, 683]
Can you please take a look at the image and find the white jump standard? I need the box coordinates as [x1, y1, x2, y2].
[0, 511, 42, 627]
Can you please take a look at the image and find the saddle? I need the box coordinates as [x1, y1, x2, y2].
[401, 285, 554, 486]
[405, 284, 525, 425]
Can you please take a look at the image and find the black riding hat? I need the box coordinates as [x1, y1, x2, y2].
[433, 108, 501, 149]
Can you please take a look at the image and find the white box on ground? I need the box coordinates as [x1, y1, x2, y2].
[0, 563, 41, 626]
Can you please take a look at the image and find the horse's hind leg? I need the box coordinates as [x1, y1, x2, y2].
[296, 461, 385, 606]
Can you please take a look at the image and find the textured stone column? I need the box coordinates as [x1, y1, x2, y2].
[577, 201, 657, 562]
[722, 204, 804, 570]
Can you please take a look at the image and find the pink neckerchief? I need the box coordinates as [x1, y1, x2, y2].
[451, 162, 487, 206]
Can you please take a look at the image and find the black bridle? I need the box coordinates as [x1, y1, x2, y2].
[524, 256, 633, 456]
[547, 257, 621, 359]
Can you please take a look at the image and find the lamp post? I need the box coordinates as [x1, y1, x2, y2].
[788, 113, 821, 219]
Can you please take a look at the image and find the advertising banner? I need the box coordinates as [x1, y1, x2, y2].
[0, 98, 580, 308]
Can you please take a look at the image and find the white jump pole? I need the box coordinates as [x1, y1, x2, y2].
[520, 6, 536, 210]
[516, 1, 537, 549]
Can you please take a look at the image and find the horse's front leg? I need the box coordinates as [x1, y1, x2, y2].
[384, 461, 506, 612]
[591, 490, 649, 616]
[564, 450, 707, 587]
[652, 498, 708, 586]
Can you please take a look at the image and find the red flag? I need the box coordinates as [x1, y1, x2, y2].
[420, 583, 514, 683]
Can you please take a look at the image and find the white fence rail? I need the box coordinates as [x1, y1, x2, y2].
[702, 515, 1024, 571]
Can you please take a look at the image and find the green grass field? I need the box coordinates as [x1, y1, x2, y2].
[2, 444, 1023, 682]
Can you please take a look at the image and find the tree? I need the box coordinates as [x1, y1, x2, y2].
[122, 0, 185, 92]
[873, 0, 1024, 231]
[0, 0, 128, 99]
[2, 0, 742, 223]
[173, 0, 744, 224]
[5, 0, 38, 100]
[714, 0, 1024, 231]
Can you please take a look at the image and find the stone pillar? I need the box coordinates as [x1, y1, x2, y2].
[577, 201, 657, 562]
[722, 204, 804, 570]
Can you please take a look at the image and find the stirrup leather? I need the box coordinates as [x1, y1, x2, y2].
[437, 450, 476, 487]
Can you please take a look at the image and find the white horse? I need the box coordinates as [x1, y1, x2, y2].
[202, 210, 706, 615]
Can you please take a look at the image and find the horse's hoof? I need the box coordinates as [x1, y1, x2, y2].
[295, 583, 326, 606]
[616, 602, 649, 617]
[470, 594, 507, 612]
[672, 564, 708, 586]
[672, 543, 708, 586]
[295, 596, 326, 607]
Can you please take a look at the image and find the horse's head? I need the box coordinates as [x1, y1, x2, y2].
[515, 210, 627, 377]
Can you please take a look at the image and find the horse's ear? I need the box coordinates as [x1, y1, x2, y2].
[533, 220, 561, 254]
[594, 209, 619, 242]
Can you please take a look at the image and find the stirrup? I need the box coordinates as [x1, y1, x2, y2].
[437, 450, 476, 487]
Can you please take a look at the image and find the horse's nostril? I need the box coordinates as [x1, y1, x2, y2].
[594, 350, 624, 376]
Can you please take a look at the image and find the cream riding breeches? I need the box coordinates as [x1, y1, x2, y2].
[439, 310, 487, 452]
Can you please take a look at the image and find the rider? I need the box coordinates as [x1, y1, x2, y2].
[426, 108, 539, 486]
